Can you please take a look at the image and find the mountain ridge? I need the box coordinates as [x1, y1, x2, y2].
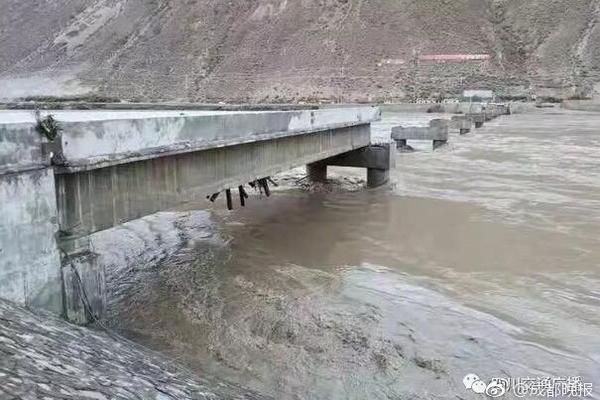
[1, 0, 599, 102]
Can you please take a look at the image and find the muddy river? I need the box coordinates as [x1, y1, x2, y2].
[106, 109, 600, 399]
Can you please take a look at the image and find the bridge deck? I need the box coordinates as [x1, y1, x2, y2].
[1, 107, 379, 237]
[1, 108, 380, 172]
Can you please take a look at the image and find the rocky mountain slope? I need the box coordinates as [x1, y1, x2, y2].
[1, 0, 599, 102]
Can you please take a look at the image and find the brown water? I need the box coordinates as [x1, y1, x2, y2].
[109, 109, 600, 399]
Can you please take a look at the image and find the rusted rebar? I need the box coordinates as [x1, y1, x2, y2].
[238, 185, 248, 207]
[225, 189, 233, 210]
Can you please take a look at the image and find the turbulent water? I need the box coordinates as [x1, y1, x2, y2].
[107, 109, 600, 400]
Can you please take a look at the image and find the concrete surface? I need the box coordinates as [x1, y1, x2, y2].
[379, 102, 483, 114]
[55, 123, 371, 239]
[0, 108, 380, 171]
[391, 119, 450, 150]
[0, 122, 50, 175]
[0, 107, 380, 322]
[391, 119, 449, 141]
[307, 143, 395, 188]
[0, 169, 62, 315]
[0, 115, 61, 317]
[450, 115, 472, 134]
[55, 121, 370, 323]
[465, 113, 485, 128]
[0, 298, 271, 400]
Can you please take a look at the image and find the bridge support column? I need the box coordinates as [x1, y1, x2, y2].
[391, 119, 449, 151]
[306, 162, 328, 182]
[310, 143, 394, 188]
[433, 139, 448, 149]
[58, 236, 106, 325]
[366, 167, 390, 188]
[451, 115, 472, 135]
[467, 113, 485, 129]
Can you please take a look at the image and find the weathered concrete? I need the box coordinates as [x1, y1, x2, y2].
[466, 113, 485, 128]
[55, 123, 371, 239]
[460, 104, 508, 129]
[450, 115, 472, 135]
[379, 101, 485, 114]
[0, 122, 51, 175]
[59, 237, 105, 324]
[308, 143, 395, 188]
[0, 169, 63, 315]
[391, 119, 449, 150]
[306, 163, 328, 182]
[0, 122, 63, 316]
[54, 117, 372, 324]
[492, 103, 510, 116]
[0, 107, 381, 323]
[391, 120, 448, 141]
[0, 298, 270, 400]
[8, 108, 377, 171]
[482, 103, 509, 120]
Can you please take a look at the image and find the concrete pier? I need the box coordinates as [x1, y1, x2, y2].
[0, 107, 381, 324]
[466, 113, 485, 128]
[306, 163, 328, 183]
[391, 119, 449, 150]
[450, 115, 472, 135]
[308, 143, 395, 188]
[482, 104, 509, 121]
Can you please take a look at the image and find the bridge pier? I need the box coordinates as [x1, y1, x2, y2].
[451, 116, 472, 135]
[58, 236, 105, 325]
[466, 113, 485, 128]
[308, 144, 394, 188]
[433, 139, 448, 149]
[391, 119, 449, 150]
[306, 162, 328, 183]
[367, 168, 389, 188]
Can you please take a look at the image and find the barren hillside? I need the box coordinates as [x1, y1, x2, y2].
[1, 0, 599, 102]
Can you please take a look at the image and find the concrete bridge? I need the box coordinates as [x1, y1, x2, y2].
[391, 103, 510, 149]
[0, 107, 388, 324]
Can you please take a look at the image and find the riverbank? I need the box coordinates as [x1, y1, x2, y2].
[0, 299, 269, 400]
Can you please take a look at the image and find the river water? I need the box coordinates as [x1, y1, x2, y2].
[107, 109, 600, 399]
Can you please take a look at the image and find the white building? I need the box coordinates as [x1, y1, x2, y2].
[463, 90, 494, 101]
